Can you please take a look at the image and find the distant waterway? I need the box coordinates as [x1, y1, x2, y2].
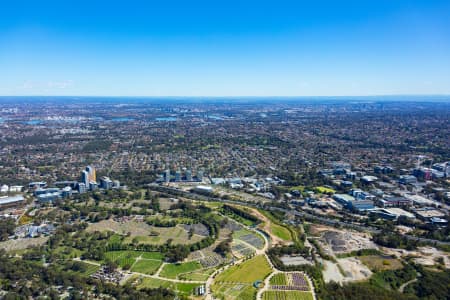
[23, 120, 42, 125]
[155, 117, 177, 121]
[207, 115, 225, 120]
[111, 117, 134, 122]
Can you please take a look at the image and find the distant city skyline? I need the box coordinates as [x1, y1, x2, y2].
[1, 0, 450, 96]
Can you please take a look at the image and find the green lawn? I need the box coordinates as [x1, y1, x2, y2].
[263, 291, 314, 300]
[104, 250, 128, 262]
[131, 259, 162, 275]
[136, 276, 200, 296]
[138, 277, 172, 289]
[103, 250, 144, 269]
[160, 261, 202, 279]
[108, 234, 123, 244]
[270, 223, 292, 241]
[314, 186, 336, 194]
[53, 246, 82, 259]
[269, 273, 287, 285]
[179, 272, 211, 281]
[176, 282, 201, 295]
[72, 262, 100, 276]
[141, 252, 164, 260]
[215, 255, 272, 283]
[117, 256, 136, 269]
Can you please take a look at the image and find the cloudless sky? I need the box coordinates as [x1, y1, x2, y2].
[1, 0, 450, 96]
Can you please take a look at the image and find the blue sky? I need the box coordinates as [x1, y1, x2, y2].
[1, 0, 449, 96]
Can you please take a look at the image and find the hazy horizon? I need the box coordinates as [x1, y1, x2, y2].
[1, 1, 450, 96]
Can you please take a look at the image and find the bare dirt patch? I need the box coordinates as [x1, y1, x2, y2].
[383, 246, 450, 269]
[0, 236, 48, 251]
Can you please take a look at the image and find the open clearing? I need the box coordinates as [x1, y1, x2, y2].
[382, 246, 450, 269]
[313, 225, 377, 255]
[0, 237, 48, 251]
[269, 223, 292, 241]
[359, 255, 403, 271]
[103, 250, 164, 272]
[134, 276, 202, 297]
[314, 186, 336, 194]
[104, 250, 142, 268]
[160, 261, 202, 279]
[87, 219, 204, 245]
[214, 255, 272, 283]
[337, 257, 372, 281]
[74, 261, 101, 276]
[323, 258, 372, 283]
[130, 259, 162, 275]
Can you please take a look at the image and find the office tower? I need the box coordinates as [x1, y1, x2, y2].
[81, 170, 89, 187]
[89, 182, 98, 191]
[197, 170, 204, 181]
[86, 166, 96, 182]
[186, 169, 192, 181]
[61, 186, 72, 198]
[164, 169, 170, 182]
[175, 170, 181, 182]
[78, 183, 87, 194]
[100, 176, 113, 189]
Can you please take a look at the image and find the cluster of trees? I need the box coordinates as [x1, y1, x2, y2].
[214, 238, 232, 256]
[336, 248, 382, 258]
[144, 189, 160, 211]
[370, 264, 416, 290]
[0, 218, 16, 241]
[0, 249, 176, 300]
[221, 204, 260, 224]
[278, 169, 328, 188]
[372, 230, 420, 250]
[321, 260, 449, 299]
[321, 281, 418, 300]
[408, 267, 450, 299]
[105, 201, 220, 262]
[146, 218, 178, 227]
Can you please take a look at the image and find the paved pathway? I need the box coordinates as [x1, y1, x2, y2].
[154, 262, 166, 277]
[256, 270, 281, 300]
[398, 274, 421, 293]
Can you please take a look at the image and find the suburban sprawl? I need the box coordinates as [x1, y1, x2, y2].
[0, 97, 449, 300]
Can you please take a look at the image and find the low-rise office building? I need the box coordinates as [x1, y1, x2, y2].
[0, 195, 25, 209]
